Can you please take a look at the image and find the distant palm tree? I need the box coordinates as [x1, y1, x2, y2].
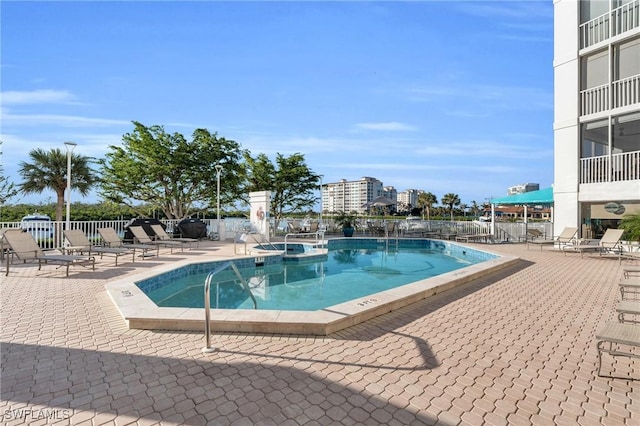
[470, 200, 480, 217]
[417, 192, 438, 221]
[441, 193, 461, 221]
[19, 148, 96, 222]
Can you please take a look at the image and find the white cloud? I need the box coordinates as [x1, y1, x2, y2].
[1, 112, 131, 127]
[1, 89, 77, 105]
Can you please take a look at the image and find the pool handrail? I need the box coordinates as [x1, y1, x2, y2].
[203, 261, 256, 352]
[284, 231, 324, 253]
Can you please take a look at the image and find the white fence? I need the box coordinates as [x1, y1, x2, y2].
[1, 217, 554, 250]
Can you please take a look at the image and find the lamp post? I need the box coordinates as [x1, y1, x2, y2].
[64, 141, 77, 231]
[215, 164, 223, 239]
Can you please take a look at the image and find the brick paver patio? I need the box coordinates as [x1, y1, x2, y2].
[1, 240, 638, 425]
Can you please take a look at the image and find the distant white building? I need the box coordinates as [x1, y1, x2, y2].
[507, 183, 540, 196]
[397, 189, 423, 212]
[383, 186, 397, 202]
[322, 177, 384, 214]
[554, 0, 640, 238]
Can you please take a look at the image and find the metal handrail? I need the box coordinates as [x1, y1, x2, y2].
[284, 231, 324, 253]
[203, 261, 257, 352]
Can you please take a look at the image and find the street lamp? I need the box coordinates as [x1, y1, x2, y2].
[64, 141, 77, 231]
[215, 164, 223, 239]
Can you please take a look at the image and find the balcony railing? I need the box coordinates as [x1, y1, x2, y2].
[580, 150, 640, 184]
[613, 74, 640, 108]
[580, 0, 639, 49]
[580, 74, 639, 115]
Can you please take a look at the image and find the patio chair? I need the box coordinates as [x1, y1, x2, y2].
[129, 226, 184, 253]
[562, 228, 624, 258]
[97, 227, 159, 258]
[527, 226, 577, 250]
[63, 229, 134, 266]
[595, 321, 640, 379]
[3, 229, 95, 277]
[150, 224, 199, 248]
[623, 266, 640, 278]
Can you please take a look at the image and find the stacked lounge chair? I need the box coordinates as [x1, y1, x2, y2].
[527, 226, 577, 250]
[595, 269, 640, 379]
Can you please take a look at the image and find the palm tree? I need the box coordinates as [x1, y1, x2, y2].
[470, 200, 480, 217]
[441, 193, 461, 221]
[19, 148, 96, 222]
[417, 192, 438, 221]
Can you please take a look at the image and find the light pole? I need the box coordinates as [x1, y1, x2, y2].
[215, 164, 223, 239]
[64, 141, 77, 231]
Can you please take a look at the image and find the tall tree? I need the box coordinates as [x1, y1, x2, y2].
[441, 193, 461, 221]
[417, 192, 438, 221]
[18, 147, 95, 222]
[99, 122, 246, 219]
[470, 200, 480, 217]
[243, 152, 319, 227]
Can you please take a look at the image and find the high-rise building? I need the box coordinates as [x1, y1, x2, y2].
[397, 189, 423, 212]
[554, 0, 639, 238]
[322, 177, 384, 214]
[507, 183, 539, 196]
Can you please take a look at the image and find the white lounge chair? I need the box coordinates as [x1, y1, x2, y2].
[562, 228, 624, 258]
[527, 226, 577, 250]
[595, 321, 640, 379]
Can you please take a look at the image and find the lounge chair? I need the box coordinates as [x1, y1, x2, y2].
[129, 226, 184, 253]
[64, 229, 134, 266]
[562, 228, 624, 258]
[97, 227, 159, 258]
[150, 224, 198, 248]
[623, 266, 640, 278]
[3, 229, 95, 277]
[595, 321, 640, 378]
[620, 277, 640, 300]
[527, 226, 578, 250]
[617, 301, 640, 323]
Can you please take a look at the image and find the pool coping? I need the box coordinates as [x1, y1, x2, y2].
[105, 243, 520, 335]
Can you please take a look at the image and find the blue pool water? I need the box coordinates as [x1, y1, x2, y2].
[137, 239, 497, 311]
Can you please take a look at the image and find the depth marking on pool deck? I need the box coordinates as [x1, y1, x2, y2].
[357, 298, 379, 307]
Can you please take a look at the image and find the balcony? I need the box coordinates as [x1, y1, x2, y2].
[580, 0, 639, 49]
[580, 150, 640, 184]
[580, 74, 640, 115]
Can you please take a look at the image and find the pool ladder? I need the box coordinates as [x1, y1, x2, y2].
[203, 261, 257, 353]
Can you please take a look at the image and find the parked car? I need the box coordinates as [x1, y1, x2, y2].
[20, 213, 54, 240]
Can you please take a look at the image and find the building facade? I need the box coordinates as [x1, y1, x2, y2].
[397, 189, 423, 213]
[554, 0, 640, 238]
[322, 177, 384, 214]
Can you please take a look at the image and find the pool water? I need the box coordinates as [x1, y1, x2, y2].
[140, 244, 493, 311]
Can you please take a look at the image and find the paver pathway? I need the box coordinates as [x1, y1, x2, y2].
[1, 241, 638, 425]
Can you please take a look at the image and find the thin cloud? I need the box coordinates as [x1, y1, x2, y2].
[1, 89, 77, 105]
[1, 112, 131, 127]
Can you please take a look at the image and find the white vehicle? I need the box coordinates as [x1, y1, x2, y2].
[20, 213, 54, 240]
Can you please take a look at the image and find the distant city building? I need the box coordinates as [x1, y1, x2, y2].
[397, 189, 423, 212]
[322, 177, 384, 214]
[383, 186, 397, 202]
[507, 183, 540, 195]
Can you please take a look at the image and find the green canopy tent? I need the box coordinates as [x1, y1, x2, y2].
[489, 187, 554, 236]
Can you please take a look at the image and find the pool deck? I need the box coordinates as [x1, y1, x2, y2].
[1, 238, 638, 425]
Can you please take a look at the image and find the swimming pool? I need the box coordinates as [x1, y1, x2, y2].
[138, 239, 495, 311]
[106, 238, 518, 335]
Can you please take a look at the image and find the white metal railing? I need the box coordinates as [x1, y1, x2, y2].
[580, 0, 639, 49]
[580, 83, 609, 115]
[613, 74, 640, 109]
[580, 150, 640, 183]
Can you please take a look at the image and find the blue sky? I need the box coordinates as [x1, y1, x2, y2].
[1, 0, 554, 208]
